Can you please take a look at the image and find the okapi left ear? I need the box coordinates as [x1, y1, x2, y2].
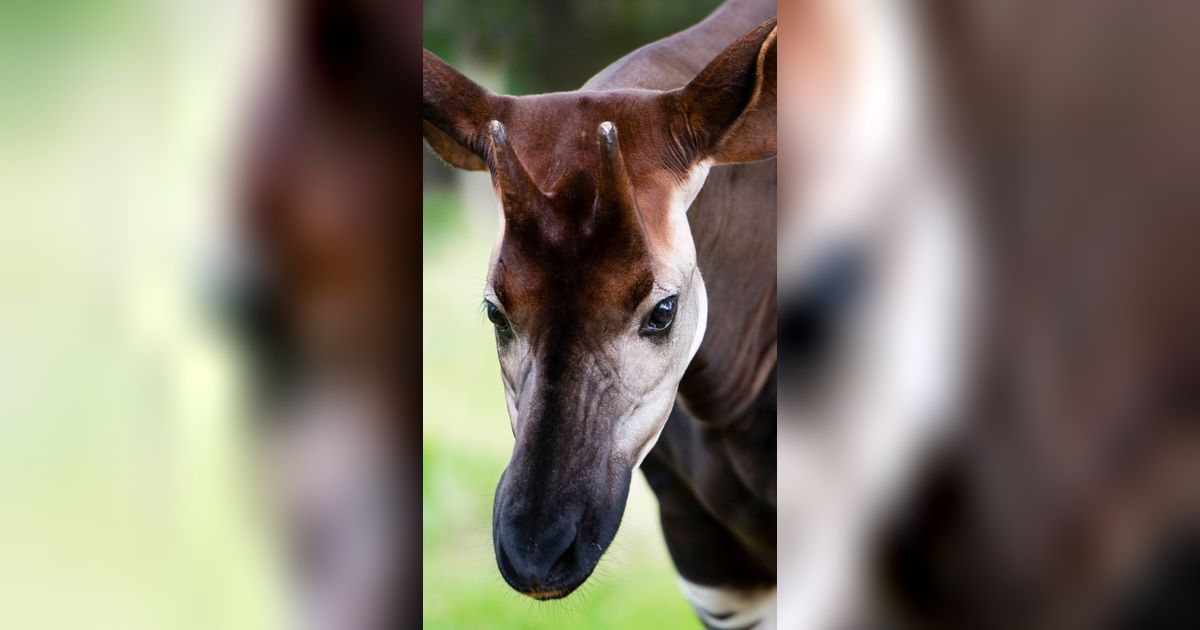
[423, 49, 496, 171]
[673, 17, 777, 165]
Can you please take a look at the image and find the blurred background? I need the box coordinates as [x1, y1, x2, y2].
[0, 1, 281, 629]
[421, 1, 721, 628]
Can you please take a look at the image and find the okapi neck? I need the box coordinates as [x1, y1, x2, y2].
[676, 159, 778, 426]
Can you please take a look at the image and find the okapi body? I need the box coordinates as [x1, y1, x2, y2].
[423, 0, 778, 626]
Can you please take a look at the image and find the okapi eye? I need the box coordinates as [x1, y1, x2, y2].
[642, 295, 678, 335]
[484, 300, 513, 338]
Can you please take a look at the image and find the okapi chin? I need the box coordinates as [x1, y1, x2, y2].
[423, 2, 776, 611]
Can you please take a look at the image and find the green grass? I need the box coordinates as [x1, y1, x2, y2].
[421, 184, 699, 629]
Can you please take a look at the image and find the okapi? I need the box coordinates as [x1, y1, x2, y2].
[772, 1, 1200, 629]
[232, 1, 422, 629]
[875, 1, 1200, 629]
[423, 0, 778, 626]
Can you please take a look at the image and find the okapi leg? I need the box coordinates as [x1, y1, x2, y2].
[678, 579, 776, 630]
[641, 453, 775, 629]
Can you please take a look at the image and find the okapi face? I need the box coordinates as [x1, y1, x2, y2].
[423, 19, 776, 599]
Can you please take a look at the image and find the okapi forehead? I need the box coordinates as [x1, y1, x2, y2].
[493, 90, 690, 184]
[494, 215, 655, 333]
[489, 90, 693, 246]
[487, 90, 695, 328]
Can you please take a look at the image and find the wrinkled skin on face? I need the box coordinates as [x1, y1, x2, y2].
[484, 118, 710, 598]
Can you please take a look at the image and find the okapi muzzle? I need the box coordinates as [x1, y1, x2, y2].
[422, 18, 776, 599]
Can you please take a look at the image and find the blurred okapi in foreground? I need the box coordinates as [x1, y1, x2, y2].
[774, 1, 1200, 629]
[423, 0, 777, 626]
[232, 1, 421, 629]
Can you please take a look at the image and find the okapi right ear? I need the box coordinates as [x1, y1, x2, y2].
[673, 17, 777, 165]
[423, 49, 495, 171]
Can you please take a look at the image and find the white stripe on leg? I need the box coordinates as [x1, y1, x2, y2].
[678, 579, 776, 629]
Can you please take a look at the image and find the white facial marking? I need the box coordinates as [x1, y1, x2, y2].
[624, 162, 712, 469]
[675, 161, 712, 363]
[676, 160, 712, 213]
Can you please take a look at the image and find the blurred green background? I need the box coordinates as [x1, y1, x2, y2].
[422, 0, 720, 628]
[0, 1, 279, 629]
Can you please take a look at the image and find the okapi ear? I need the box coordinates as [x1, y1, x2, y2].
[423, 49, 494, 171]
[674, 18, 777, 165]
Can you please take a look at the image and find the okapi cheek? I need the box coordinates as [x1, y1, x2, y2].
[496, 339, 534, 436]
[622, 376, 684, 469]
[621, 271, 707, 468]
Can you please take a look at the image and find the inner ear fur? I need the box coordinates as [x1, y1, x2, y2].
[422, 49, 494, 171]
[672, 18, 777, 165]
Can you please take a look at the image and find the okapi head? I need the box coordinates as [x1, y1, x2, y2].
[423, 19, 776, 599]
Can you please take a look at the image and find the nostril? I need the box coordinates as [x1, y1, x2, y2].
[546, 534, 577, 581]
[498, 515, 579, 587]
[537, 520, 577, 578]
